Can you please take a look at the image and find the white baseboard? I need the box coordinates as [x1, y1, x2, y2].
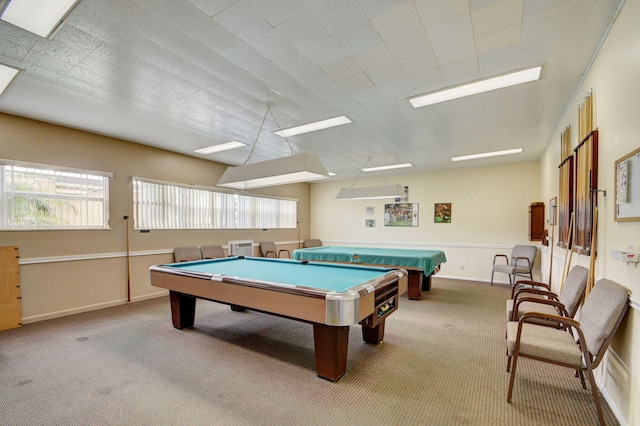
[21, 291, 168, 324]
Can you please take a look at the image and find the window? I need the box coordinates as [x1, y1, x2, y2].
[0, 161, 110, 230]
[133, 177, 297, 230]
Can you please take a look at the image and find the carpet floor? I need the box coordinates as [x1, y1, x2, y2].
[0, 277, 618, 425]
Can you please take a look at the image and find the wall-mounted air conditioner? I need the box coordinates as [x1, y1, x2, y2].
[228, 240, 254, 257]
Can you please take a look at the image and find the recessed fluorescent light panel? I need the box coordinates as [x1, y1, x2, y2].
[362, 163, 413, 172]
[451, 148, 523, 162]
[194, 141, 247, 154]
[409, 66, 542, 108]
[0, 0, 80, 38]
[274, 116, 352, 138]
[0, 63, 20, 96]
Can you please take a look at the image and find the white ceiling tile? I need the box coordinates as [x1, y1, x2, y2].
[275, 10, 329, 50]
[357, 0, 411, 18]
[475, 23, 522, 55]
[472, 0, 523, 37]
[187, 0, 237, 17]
[247, 0, 307, 26]
[212, 1, 273, 41]
[350, 43, 394, 70]
[397, 52, 438, 75]
[300, 37, 347, 66]
[365, 61, 404, 85]
[221, 42, 271, 71]
[426, 14, 474, 48]
[434, 39, 477, 65]
[414, 0, 470, 26]
[385, 29, 432, 59]
[336, 72, 375, 92]
[331, 19, 382, 55]
[322, 57, 362, 81]
[370, 1, 423, 40]
[247, 28, 297, 60]
[406, 67, 444, 90]
[440, 56, 480, 80]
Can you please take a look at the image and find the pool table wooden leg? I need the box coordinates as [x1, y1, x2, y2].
[169, 291, 196, 329]
[313, 324, 349, 381]
[361, 320, 385, 344]
[407, 270, 424, 299]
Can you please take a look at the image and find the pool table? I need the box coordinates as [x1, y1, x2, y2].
[292, 246, 446, 300]
[150, 256, 407, 381]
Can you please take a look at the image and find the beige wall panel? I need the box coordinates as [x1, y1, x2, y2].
[20, 259, 126, 319]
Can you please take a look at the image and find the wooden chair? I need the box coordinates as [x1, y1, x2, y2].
[506, 278, 629, 426]
[201, 245, 225, 259]
[506, 265, 588, 322]
[491, 245, 537, 285]
[303, 239, 322, 248]
[173, 246, 202, 262]
[260, 241, 290, 258]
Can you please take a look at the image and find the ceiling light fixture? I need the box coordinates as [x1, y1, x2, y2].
[0, 63, 20, 96]
[194, 141, 247, 154]
[451, 148, 523, 162]
[0, 0, 81, 38]
[362, 162, 413, 172]
[336, 158, 406, 200]
[217, 103, 330, 190]
[409, 66, 542, 108]
[274, 115, 352, 138]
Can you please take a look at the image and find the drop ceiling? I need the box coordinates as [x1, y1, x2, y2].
[0, 0, 624, 182]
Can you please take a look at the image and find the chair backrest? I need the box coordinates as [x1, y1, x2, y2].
[511, 245, 537, 270]
[173, 246, 202, 262]
[580, 278, 629, 365]
[201, 245, 225, 259]
[303, 239, 322, 248]
[260, 241, 277, 257]
[558, 265, 589, 317]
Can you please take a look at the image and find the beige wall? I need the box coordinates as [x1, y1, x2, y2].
[0, 113, 311, 322]
[310, 162, 542, 282]
[538, 0, 639, 424]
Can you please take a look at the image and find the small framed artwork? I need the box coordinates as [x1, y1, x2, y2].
[365, 206, 375, 215]
[365, 219, 375, 228]
[434, 203, 451, 223]
[384, 203, 419, 227]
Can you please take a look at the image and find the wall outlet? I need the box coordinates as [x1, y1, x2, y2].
[460, 264, 464, 270]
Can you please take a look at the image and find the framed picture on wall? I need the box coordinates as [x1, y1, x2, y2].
[384, 203, 418, 227]
[365, 206, 375, 215]
[434, 203, 451, 223]
[365, 219, 375, 228]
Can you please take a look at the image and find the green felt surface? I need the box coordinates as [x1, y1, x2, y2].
[165, 256, 394, 293]
[292, 246, 446, 275]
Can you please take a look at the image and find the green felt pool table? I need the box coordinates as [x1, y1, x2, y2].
[292, 246, 447, 300]
[150, 256, 407, 381]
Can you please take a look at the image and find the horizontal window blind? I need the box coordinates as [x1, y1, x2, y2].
[133, 178, 297, 230]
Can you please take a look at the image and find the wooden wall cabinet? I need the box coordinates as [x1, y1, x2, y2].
[529, 202, 545, 241]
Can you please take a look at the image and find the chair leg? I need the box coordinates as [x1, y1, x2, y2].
[491, 271, 495, 286]
[507, 351, 519, 402]
[506, 355, 512, 372]
[585, 368, 606, 426]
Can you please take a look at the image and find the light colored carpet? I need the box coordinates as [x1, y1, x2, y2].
[0, 278, 618, 425]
